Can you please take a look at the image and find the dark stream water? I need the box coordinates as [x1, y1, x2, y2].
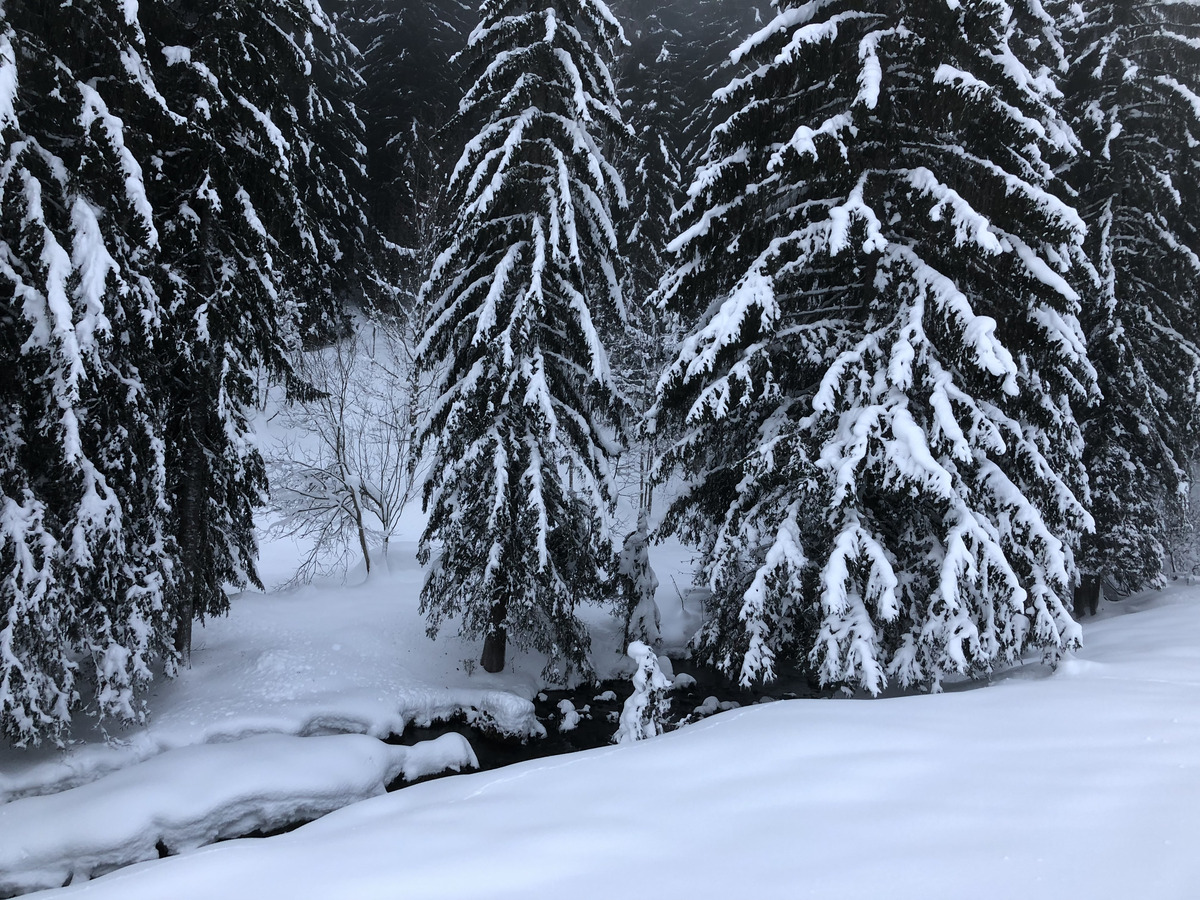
[217, 659, 827, 846]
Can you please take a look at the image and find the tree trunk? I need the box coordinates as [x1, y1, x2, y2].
[334, 421, 371, 576]
[481, 594, 508, 673]
[174, 432, 205, 666]
[1075, 573, 1102, 618]
[174, 600, 194, 666]
[356, 503, 372, 577]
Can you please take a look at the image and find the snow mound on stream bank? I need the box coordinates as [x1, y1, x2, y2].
[0, 733, 475, 897]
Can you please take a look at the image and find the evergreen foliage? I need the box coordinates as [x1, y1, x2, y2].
[332, 0, 474, 253]
[619, 80, 682, 328]
[138, 0, 374, 658]
[7, 0, 1200, 745]
[1059, 0, 1200, 606]
[0, 0, 374, 742]
[416, 0, 630, 677]
[614, 0, 763, 166]
[611, 119, 679, 518]
[655, 0, 1094, 693]
[611, 13, 684, 544]
[1, 0, 175, 745]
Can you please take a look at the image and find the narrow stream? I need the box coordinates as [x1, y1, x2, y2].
[385, 658, 826, 788]
[220, 660, 828, 848]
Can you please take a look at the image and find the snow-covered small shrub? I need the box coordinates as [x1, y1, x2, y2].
[616, 512, 661, 647]
[613, 642, 672, 744]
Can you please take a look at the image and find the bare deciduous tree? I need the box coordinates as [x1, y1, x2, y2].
[268, 315, 435, 584]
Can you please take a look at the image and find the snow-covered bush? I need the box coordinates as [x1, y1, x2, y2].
[613, 642, 672, 744]
[616, 512, 662, 647]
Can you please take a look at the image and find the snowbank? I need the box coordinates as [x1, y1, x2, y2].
[0, 733, 475, 896]
[0, 551, 546, 805]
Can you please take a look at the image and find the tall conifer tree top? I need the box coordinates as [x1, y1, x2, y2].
[417, 0, 630, 677]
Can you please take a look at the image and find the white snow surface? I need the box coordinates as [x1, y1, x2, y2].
[12, 584, 1200, 899]
[0, 732, 475, 897]
[0, 542, 551, 806]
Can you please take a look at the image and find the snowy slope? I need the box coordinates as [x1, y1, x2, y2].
[24, 585, 1200, 900]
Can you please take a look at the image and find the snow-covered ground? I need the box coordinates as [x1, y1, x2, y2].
[0, 732, 474, 896]
[2, 538, 1198, 898]
[0, 542, 542, 806]
[0, 523, 702, 895]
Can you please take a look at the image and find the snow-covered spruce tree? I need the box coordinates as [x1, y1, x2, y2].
[1058, 1, 1200, 611]
[606, 24, 682, 637]
[655, 0, 1094, 692]
[614, 3, 685, 311]
[1, 0, 377, 739]
[137, 0, 375, 660]
[608, 155, 675, 628]
[1, 0, 174, 744]
[612, 640, 670, 743]
[613, 24, 684, 487]
[417, 0, 630, 676]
